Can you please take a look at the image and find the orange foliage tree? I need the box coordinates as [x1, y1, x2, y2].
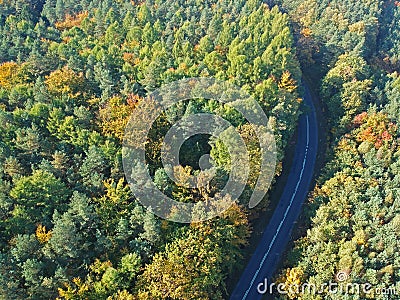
[55, 11, 89, 31]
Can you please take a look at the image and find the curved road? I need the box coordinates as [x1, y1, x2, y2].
[230, 82, 319, 300]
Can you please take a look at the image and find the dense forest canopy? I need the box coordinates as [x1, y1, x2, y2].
[0, 0, 302, 299]
[0, 0, 399, 299]
[275, 0, 400, 299]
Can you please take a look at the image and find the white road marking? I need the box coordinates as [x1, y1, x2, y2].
[242, 115, 310, 300]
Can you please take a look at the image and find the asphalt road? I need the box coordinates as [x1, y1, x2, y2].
[230, 82, 319, 300]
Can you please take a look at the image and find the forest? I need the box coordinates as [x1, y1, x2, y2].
[275, 0, 400, 299]
[0, 0, 399, 299]
[0, 0, 301, 299]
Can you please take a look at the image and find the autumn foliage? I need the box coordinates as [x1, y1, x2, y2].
[55, 11, 89, 31]
[45, 66, 86, 98]
[0, 62, 22, 89]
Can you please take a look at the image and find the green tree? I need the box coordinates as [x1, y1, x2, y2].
[9, 169, 70, 228]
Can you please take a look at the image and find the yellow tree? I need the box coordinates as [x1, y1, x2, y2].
[45, 66, 86, 98]
[0, 62, 26, 89]
[35, 224, 52, 244]
[98, 95, 139, 141]
[276, 267, 305, 300]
